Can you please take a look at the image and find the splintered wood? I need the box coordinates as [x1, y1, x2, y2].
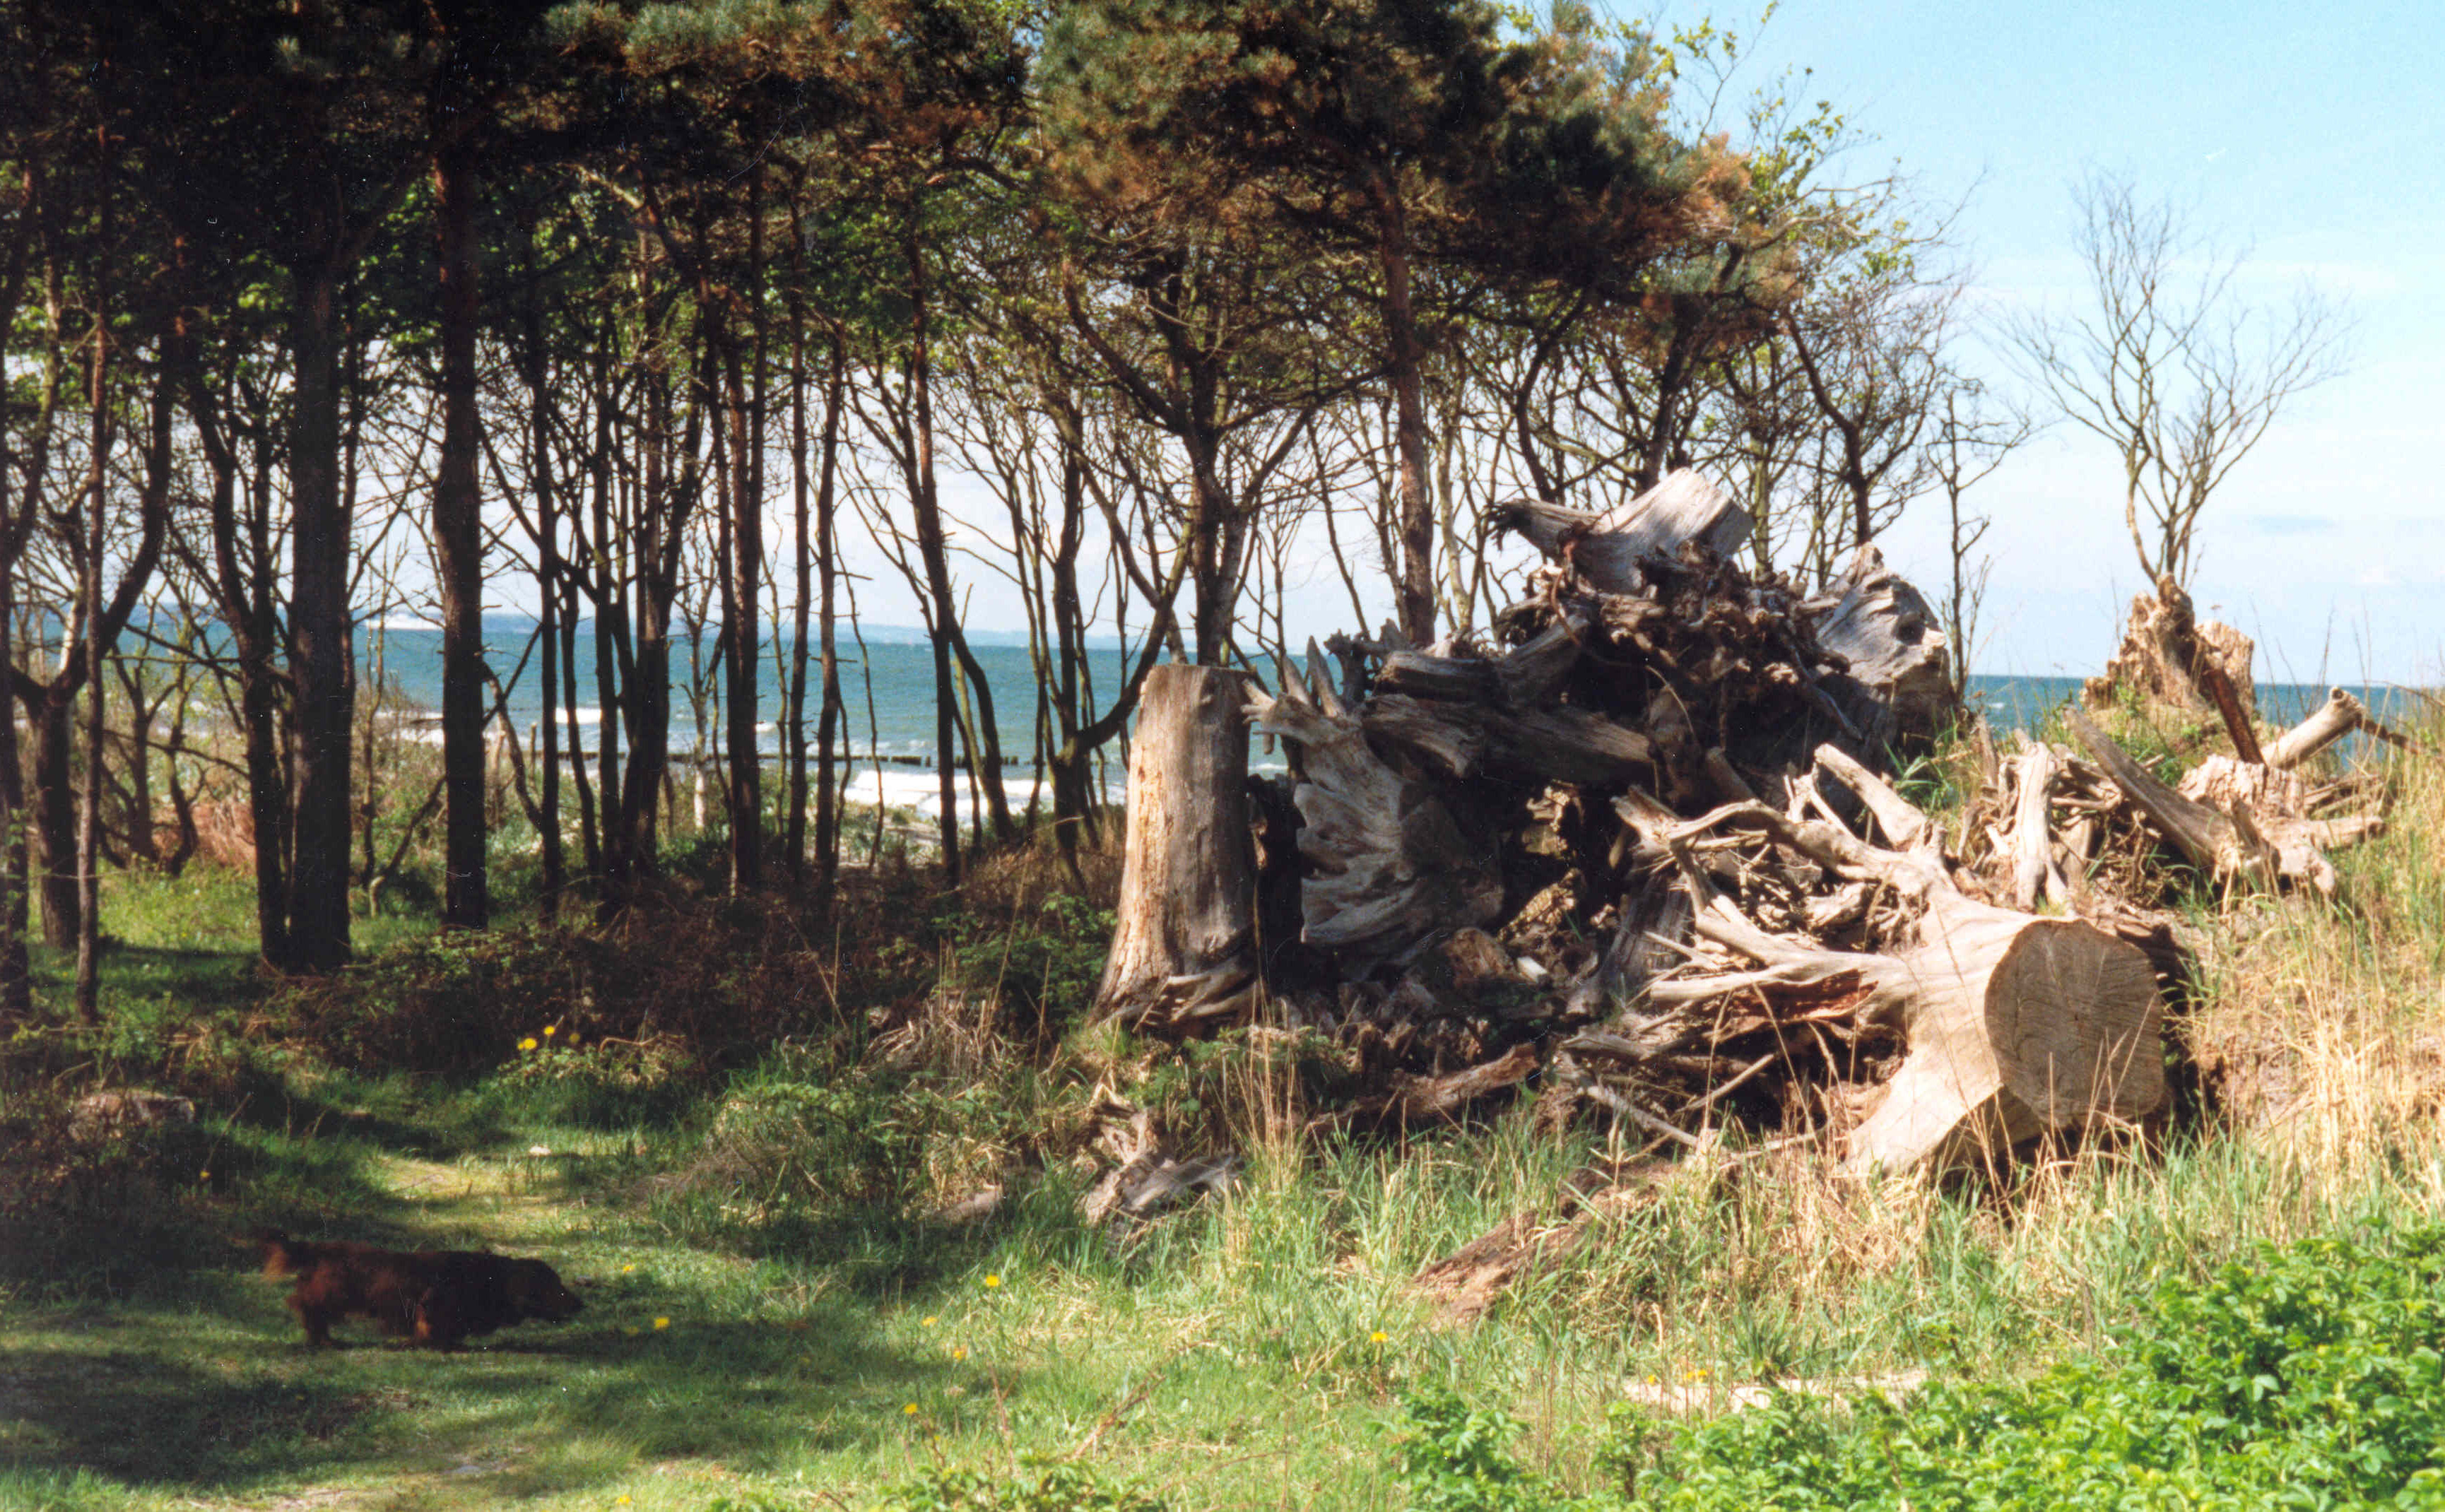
[1096, 468, 2417, 1226]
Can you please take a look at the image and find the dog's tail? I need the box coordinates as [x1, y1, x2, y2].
[250, 1228, 315, 1279]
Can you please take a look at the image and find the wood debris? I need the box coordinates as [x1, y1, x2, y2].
[1093, 468, 2418, 1227]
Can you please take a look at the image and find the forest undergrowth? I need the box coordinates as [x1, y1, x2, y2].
[4, 703, 2444, 1511]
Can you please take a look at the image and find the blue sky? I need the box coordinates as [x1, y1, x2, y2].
[1685, 0, 2445, 682]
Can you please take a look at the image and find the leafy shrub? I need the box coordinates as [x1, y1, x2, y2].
[1397, 1384, 1607, 1512]
[945, 893, 1114, 1039]
[1638, 1224, 2445, 1509]
[868, 1460, 1167, 1511]
[1386, 1227, 2445, 1510]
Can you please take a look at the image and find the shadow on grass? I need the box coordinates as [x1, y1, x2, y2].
[1, 1268, 970, 1499]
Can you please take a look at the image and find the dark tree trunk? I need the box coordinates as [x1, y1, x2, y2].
[31, 692, 74, 948]
[432, 131, 487, 930]
[812, 334, 844, 895]
[74, 129, 112, 1018]
[1378, 203, 1436, 647]
[286, 260, 353, 971]
[721, 331, 761, 892]
[518, 225, 564, 919]
[0, 567, 25, 1017]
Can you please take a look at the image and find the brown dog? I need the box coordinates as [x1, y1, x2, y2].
[253, 1230, 584, 1349]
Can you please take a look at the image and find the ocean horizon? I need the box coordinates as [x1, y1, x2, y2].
[323, 617, 2413, 774]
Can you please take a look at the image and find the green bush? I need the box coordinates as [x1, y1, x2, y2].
[869, 1459, 1167, 1511]
[1390, 1226, 2445, 1510]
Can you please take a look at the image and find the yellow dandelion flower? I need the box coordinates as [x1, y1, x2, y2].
[198, 1170, 211, 1181]
[615, 1499, 631, 1507]
[622, 1264, 637, 1274]
[952, 1347, 967, 1362]
[519, 1037, 538, 1051]
[921, 1315, 938, 1328]
[543, 1024, 557, 1036]
[903, 1403, 919, 1417]
[1646, 1375, 1659, 1386]
[653, 1317, 671, 1330]
[1369, 1330, 1388, 1345]
[983, 1274, 1001, 1289]
[567, 1034, 581, 1047]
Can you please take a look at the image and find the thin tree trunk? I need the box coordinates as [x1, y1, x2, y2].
[73, 127, 110, 1017]
[1378, 201, 1436, 646]
[287, 258, 353, 971]
[432, 131, 487, 930]
[813, 333, 844, 895]
[784, 266, 811, 884]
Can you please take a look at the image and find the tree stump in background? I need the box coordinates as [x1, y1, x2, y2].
[1092, 663, 1261, 1035]
[2085, 573, 2256, 723]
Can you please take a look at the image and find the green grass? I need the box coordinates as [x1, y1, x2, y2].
[6, 716, 2445, 1509]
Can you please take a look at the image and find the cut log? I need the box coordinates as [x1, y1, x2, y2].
[1805, 544, 1958, 743]
[1492, 469, 1750, 596]
[1654, 781, 2166, 1174]
[1249, 649, 1504, 973]
[1092, 663, 1262, 1034]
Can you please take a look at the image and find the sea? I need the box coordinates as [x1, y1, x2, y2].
[344, 617, 2412, 816]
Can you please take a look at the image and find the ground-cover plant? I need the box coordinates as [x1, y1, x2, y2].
[1390, 1223, 2445, 1510]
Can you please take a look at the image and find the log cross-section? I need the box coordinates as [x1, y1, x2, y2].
[1092, 663, 1262, 1034]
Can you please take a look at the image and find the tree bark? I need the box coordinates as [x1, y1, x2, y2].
[286, 259, 353, 971]
[1092, 663, 1261, 1034]
[432, 129, 487, 930]
[1378, 202, 1437, 646]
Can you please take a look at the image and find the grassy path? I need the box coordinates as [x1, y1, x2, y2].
[0, 1094, 1422, 1512]
[1, 1116, 980, 1512]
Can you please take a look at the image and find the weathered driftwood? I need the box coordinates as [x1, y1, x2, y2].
[1249, 649, 1502, 974]
[1413, 1160, 1666, 1321]
[1649, 746, 2165, 1174]
[2006, 738, 2068, 911]
[1806, 544, 1958, 743]
[2265, 687, 2422, 769]
[1362, 695, 1655, 788]
[1492, 469, 1750, 596]
[2083, 574, 2256, 719]
[2064, 705, 2280, 888]
[1357, 1041, 1542, 1130]
[1092, 664, 1263, 1034]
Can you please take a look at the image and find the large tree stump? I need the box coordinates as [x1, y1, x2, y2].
[2082, 573, 2255, 721]
[1248, 649, 1502, 974]
[1092, 663, 1261, 1034]
[1805, 544, 1958, 743]
[1645, 747, 2165, 1174]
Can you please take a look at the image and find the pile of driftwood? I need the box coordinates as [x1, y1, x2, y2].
[1087, 471, 2406, 1192]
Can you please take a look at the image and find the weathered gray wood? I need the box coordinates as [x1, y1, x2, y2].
[1805, 544, 1958, 743]
[1092, 664, 1262, 1034]
[1494, 470, 1750, 595]
[2263, 687, 2422, 769]
[1362, 694, 1654, 789]
[1815, 741, 1931, 850]
[2007, 739, 2066, 911]
[1249, 650, 1503, 973]
[1649, 797, 2165, 1174]
[2065, 705, 2278, 887]
[2082, 574, 2256, 722]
